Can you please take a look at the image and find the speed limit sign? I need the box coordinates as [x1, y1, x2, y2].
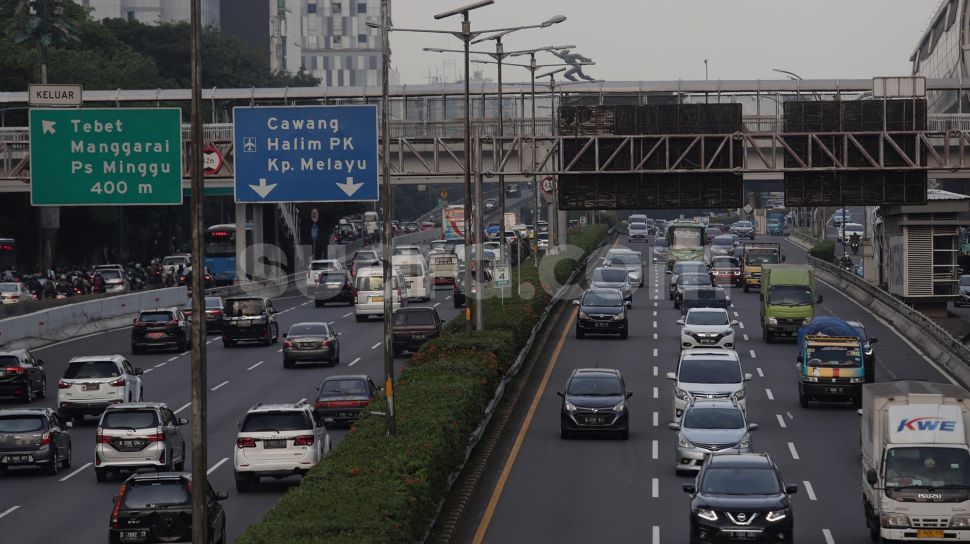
[541, 176, 556, 194]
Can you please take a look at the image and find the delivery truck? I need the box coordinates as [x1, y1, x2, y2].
[861, 381, 970, 542]
[760, 264, 821, 343]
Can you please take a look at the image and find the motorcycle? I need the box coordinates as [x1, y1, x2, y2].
[850, 241, 860, 255]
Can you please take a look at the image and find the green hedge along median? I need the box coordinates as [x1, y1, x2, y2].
[237, 224, 609, 544]
[809, 239, 835, 263]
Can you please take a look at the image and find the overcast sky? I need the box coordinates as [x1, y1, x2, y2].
[390, 0, 941, 84]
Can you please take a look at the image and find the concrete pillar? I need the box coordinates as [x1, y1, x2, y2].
[235, 204, 246, 284]
[252, 204, 264, 280]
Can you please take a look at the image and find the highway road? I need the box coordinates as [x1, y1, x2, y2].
[464, 235, 954, 544]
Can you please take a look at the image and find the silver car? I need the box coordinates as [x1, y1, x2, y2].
[604, 249, 643, 287]
[956, 275, 970, 307]
[0, 408, 72, 475]
[94, 402, 187, 482]
[668, 399, 756, 474]
[589, 267, 633, 302]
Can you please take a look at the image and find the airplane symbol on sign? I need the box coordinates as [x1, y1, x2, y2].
[243, 137, 257, 152]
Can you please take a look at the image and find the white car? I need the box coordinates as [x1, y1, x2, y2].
[837, 222, 864, 243]
[233, 402, 331, 492]
[57, 355, 144, 424]
[93, 402, 188, 481]
[0, 282, 32, 304]
[305, 259, 343, 287]
[628, 222, 649, 243]
[678, 308, 738, 350]
[354, 266, 403, 321]
[666, 349, 751, 422]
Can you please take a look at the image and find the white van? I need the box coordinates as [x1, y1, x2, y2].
[392, 255, 431, 301]
[429, 252, 460, 287]
[393, 245, 423, 258]
[354, 266, 402, 322]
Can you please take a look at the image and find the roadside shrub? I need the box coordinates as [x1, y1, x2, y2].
[810, 240, 835, 263]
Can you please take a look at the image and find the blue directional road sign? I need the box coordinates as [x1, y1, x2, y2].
[232, 105, 379, 203]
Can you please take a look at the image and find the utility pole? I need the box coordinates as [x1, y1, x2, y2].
[378, 0, 396, 435]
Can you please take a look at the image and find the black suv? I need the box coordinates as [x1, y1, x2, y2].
[574, 288, 631, 339]
[557, 368, 632, 440]
[683, 452, 796, 543]
[131, 308, 190, 354]
[109, 472, 227, 544]
[0, 350, 47, 402]
[221, 297, 279, 347]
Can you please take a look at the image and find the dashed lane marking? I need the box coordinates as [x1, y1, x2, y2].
[59, 462, 93, 482]
[342, 312, 353, 318]
[652, 321, 657, 329]
[653, 411, 659, 427]
[749, 349, 757, 359]
[804, 480, 817, 501]
[776, 414, 787, 428]
[434, 303, 440, 307]
[246, 361, 263, 371]
[211, 380, 229, 391]
[349, 357, 362, 366]
[0, 506, 19, 519]
[788, 442, 800, 460]
[743, 334, 749, 341]
[653, 333, 658, 340]
[143, 368, 154, 374]
[756, 367, 764, 378]
[652, 478, 659, 498]
[371, 342, 382, 350]
[154, 363, 166, 368]
[738, 322, 745, 329]
[651, 440, 658, 460]
[822, 529, 835, 544]
[733, 311, 739, 317]
[277, 348, 283, 352]
[653, 386, 658, 399]
[765, 388, 774, 401]
[652, 348, 658, 357]
[652, 526, 660, 544]
[181, 351, 190, 356]
[174, 402, 191, 414]
[653, 366, 658, 377]
[207, 457, 229, 475]
[167, 356, 178, 362]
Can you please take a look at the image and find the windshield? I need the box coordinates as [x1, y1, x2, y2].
[712, 236, 734, 247]
[357, 276, 396, 291]
[686, 311, 730, 326]
[99, 270, 122, 281]
[962, 277, 970, 287]
[310, 261, 334, 271]
[844, 224, 864, 233]
[735, 222, 752, 228]
[671, 227, 702, 248]
[679, 359, 741, 383]
[0, 415, 46, 433]
[806, 345, 862, 367]
[610, 253, 640, 266]
[162, 257, 188, 267]
[593, 268, 629, 283]
[654, 240, 668, 248]
[101, 410, 159, 430]
[683, 408, 745, 430]
[679, 274, 710, 287]
[0, 283, 19, 293]
[745, 253, 779, 265]
[319, 379, 369, 396]
[287, 323, 329, 337]
[712, 259, 740, 269]
[319, 272, 346, 284]
[702, 467, 781, 495]
[138, 312, 174, 323]
[673, 262, 706, 275]
[354, 252, 379, 262]
[583, 291, 623, 306]
[768, 286, 813, 306]
[241, 411, 311, 432]
[567, 376, 623, 396]
[630, 223, 647, 231]
[123, 482, 189, 509]
[886, 447, 970, 489]
[64, 361, 120, 379]
[226, 299, 264, 317]
[396, 264, 424, 277]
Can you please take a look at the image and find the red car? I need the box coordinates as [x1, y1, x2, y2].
[420, 221, 435, 232]
[709, 256, 743, 287]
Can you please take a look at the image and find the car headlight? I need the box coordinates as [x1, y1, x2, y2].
[732, 389, 746, 401]
[683, 330, 696, 337]
[579, 311, 590, 320]
[565, 401, 577, 413]
[850, 377, 865, 384]
[678, 435, 694, 448]
[804, 376, 819, 382]
[802, 317, 813, 324]
[694, 508, 718, 521]
[613, 312, 625, 321]
[737, 435, 751, 449]
[882, 513, 910, 528]
[675, 387, 690, 401]
[765, 509, 788, 523]
[766, 317, 778, 325]
[613, 401, 626, 412]
[950, 515, 970, 528]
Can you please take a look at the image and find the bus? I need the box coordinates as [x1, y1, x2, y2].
[0, 238, 16, 271]
[665, 221, 706, 270]
[204, 224, 251, 285]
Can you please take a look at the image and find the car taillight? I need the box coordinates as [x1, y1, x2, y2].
[146, 430, 165, 442]
[39, 432, 51, 446]
[284, 340, 293, 348]
[133, 321, 147, 329]
[109, 377, 126, 387]
[211, 310, 222, 317]
[57, 380, 71, 389]
[96, 431, 113, 443]
[353, 289, 359, 305]
[236, 437, 256, 448]
[293, 435, 314, 446]
[111, 483, 128, 528]
[321, 339, 332, 348]
[396, 289, 402, 304]
[317, 400, 367, 408]
[2, 366, 23, 374]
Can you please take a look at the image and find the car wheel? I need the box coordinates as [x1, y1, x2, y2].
[764, 328, 773, 344]
[314, 300, 324, 308]
[674, 300, 681, 309]
[235, 472, 254, 493]
[854, 396, 863, 409]
[575, 328, 584, 339]
[174, 445, 185, 471]
[95, 467, 108, 482]
[61, 444, 71, 469]
[23, 383, 34, 403]
[560, 429, 571, 439]
[283, 359, 294, 369]
[72, 415, 84, 426]
[619, 328, 629, 340]
[45, 450, 59, 476]
[131, 345, 142, 355]
[355, 314, 365, 323]
[798, 386, 808, 409]
[618, 429, 629, 440]
[333, 350, 340, 366]
[271, 325, 279, 344]
[37, 376, 47, 399]
[223, 340, 234, 348]
[263, 328, 273, 346]
[743, 283, 750, 293]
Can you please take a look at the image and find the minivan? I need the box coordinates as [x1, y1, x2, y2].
[354, 267, 403, 322]
[391, 255, 430, 302]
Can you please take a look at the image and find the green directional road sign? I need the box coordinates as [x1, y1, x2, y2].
[29, 108, 183, 206]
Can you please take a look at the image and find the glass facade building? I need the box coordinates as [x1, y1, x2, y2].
[912, 0, 967, 112]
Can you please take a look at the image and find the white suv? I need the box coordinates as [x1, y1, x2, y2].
[233, 403, 331, 492]
[306, 259, 343, 287]
[666, 349, 751, 422]
[678, 308, 738, 350]
[93, 402, 187, 482]
[57, 356, 144, 424]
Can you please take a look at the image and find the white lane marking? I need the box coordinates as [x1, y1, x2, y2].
[653, 333, 658, 340]
[765, 388, 774, 401]
[652, 477, 659, 498]
[733, 311, 739, 317]
[652, 348, 658, 357]
[446, 296, 452, 300]
[167, 356, 178, 362]
[59, 462, 93, 482]
[653, 386, 658, 399]
[206, 339, 214, 345]
[652, 310, 657, 317]
[652, 411, 659, 427]
[174, 402, 191, 414]
[787, 411, 794, 420]
[756, 367, 764, 378]
[0, 506, 20, 520]
[246, 361, 263, 371]
[653, 302, 658, 307]
[822, 529, 835, 544]
[651, 440, 659, 460]
[743, 334, 750, 341]
[301, 302, 310, 306]
[211, 380, 229, 391]
[181, 351, 190, 356]
[776, 414, 787, 428]
[433, 303, 440, 307]
[371, 342, 382, 350]
[349, 357, 362, 367]
[328, 321, 335, 325]
[788, 441, 800, 460]
[749, 349, 757, 359]
[652, 526, 660, 544]
[207, 457, 230, 475]
[653, 366, 658, 377]
[342, 312, 353, 318]
[804, 480, 817, 501]
[143, 368, 154, 374]
[738, 321, 745, 329]
[277, 348, 283, 353]
[652, 321, 657, 329]
[154, 362, 166, 368]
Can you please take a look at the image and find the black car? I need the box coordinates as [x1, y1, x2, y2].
[314, 270, 354, 307]
[0, 408, 72, 475]
[392, 307, 443, 357]
[684, 452, 796, 544]
[680, 286, 731, 316]
[131, 308, 190, 354]
[557, 368, 632, 440]
[574, 288, 631, 339]
[313, 375, 379, 426]
[184, 296, 226, 333]
[675, 273, 713, 309]
[108, 472, 227, 544]
[282, 322, 341, 368]
[0, 350, 47, 402]
[221, 297, 279, 347]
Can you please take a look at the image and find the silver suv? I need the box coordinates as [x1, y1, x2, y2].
[667, 398, 757, 474]
[94, 402, 187, 482]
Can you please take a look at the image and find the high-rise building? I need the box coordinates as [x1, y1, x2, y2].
[81, 0, 221, 27]
[269, 0, 304, 75]
[300, 0, 391, 87]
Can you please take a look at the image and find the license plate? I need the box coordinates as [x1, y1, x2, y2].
[700, 339, 715, 345]
[729, 531, 758, 541]
[119, 530, 147, 542]
[83, 383, 99, 391]
[585, 417, 607, 424]
[118, 440, 145, 448]
[264, 439, 286, 449]
[147, 332, 165, 339]
[825, 387, 844, 393]
[237, 321, 250, 327]
[595, 322, 609, 328]
[413, 334, 426, 340]
[372, 296, 384, 303]
[300, 344, 317, 350]
[337, 412, 353, 418]
[2, 455, 30, 464]
[917, 530, 945, 539]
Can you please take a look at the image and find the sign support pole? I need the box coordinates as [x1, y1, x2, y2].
[379, 0, 396, 436]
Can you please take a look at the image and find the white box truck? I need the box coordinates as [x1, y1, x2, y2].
[861, 381, 970, 541]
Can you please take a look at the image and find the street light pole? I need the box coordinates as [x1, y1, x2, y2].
[530, 52, 539, 262]
[378, 0, 396, 436]
[462, 11, 474, 333]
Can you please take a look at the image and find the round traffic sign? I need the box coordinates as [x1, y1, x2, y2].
[202, 144, 224, 175]
[311, 208, 319, 224]
[541, 176, 556, 194]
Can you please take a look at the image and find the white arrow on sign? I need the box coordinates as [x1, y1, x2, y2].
[42, 120, 56, 134]
[337, 176, 364, 197]
[249, 178, 277, 199]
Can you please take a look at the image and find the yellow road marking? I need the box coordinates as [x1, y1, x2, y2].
[472, 305, 578, 544]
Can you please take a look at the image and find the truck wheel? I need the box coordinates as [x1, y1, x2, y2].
[575, 328, 585, 339]
[355, 314, 365, 323]
[798, 386, 808, 408]
[854, 396, 863, 409]
[763, 327, 773, 344]
[743, 283, 750, 293]
[314, 300, 324, 308]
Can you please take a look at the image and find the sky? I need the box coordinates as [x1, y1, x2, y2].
[390, 0, 942, 85]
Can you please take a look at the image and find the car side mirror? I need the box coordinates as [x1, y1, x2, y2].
[731, 320, 739, 327]
[236, 421, 243, 430]
[36, 359, 45, 366]
[214, 491, 229, 501]
[683, 484, 697, 494]
[744, 373, 753, 381]
[112, 496, 118, 504]
[785, 484, 798, 495]
[665, 372, 677, 380]
[870, 337, 878, 344]
[866, 468, 878, 485]
[676, 319, 685, 325]
[816, 295, 823, 304]
[65, 421, 73, 429]
[748, 423, 759, 431]
[134, 368, 144, 375]
[625, 392, 633, 399]
[178, 418, 189, 426]
[782, 255, 787, 262]
[625, 301, 632, 309]
[556, 391, 564, 398]
[282, 333, 288, 338]
[572, 300, 580, 306]
[668, 422, 681, 431]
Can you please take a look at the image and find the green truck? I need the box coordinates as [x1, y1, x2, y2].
[760, 264, 822, 343]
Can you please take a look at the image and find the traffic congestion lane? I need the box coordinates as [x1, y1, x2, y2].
[471, 236, 952, 544]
